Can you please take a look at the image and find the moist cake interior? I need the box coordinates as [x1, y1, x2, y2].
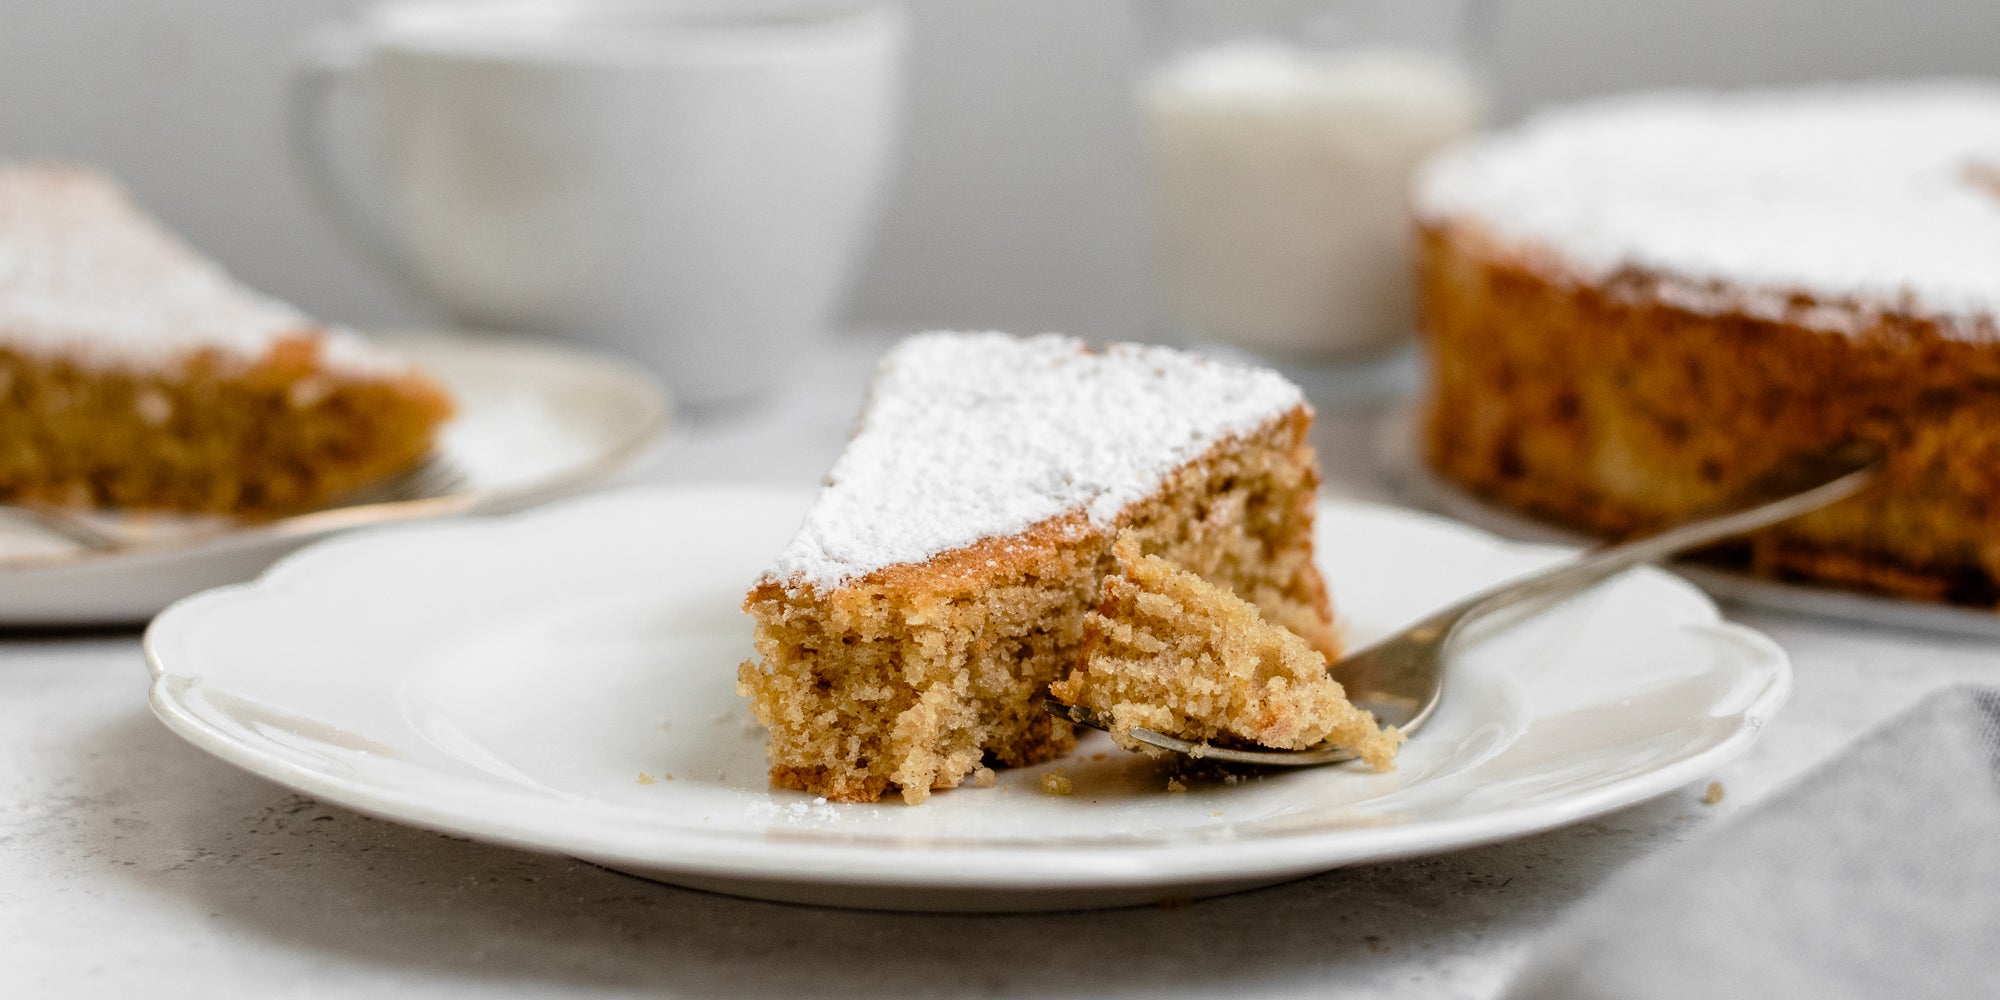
[1051, 534, 1399, 768]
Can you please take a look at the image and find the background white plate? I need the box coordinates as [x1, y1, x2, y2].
[0, 333, 670, 626]
[145, 486, 1789, 912]
[1373, 404, 2000, 640]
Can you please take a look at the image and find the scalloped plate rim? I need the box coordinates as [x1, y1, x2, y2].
[143, 486, 1790, 906]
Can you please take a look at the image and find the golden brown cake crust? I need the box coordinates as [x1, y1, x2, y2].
[1418, 218, 2000, 604]
[739, 406, 1335, 804]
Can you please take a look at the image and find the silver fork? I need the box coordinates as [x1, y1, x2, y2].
[1048, 440, 1886, 766]
[0, 452, 470, 554]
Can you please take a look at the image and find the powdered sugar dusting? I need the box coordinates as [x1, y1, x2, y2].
[1415, 81, 2000, 335]
[763, 332, 1304, 588]
[0, 164, 404, 372]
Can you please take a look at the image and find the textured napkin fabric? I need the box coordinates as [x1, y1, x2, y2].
[1506, 685, 2000, 1000]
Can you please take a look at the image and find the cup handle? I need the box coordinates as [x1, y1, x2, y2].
[285, 26, 419, 295]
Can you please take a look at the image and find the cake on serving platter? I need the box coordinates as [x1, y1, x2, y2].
[739, 331, 1337, 804]
[1050, 534, 1400, 768]
[0, 164, 453, 515]
[1413, 81, 2000, 604]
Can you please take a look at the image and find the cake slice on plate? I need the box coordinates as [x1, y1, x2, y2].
[1050, 534, 1401, 768]
[0, 164, 453, 515]
[739, 331, 1337, 803]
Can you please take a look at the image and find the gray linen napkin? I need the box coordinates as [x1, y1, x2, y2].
[1505, 685, 2000, 1000]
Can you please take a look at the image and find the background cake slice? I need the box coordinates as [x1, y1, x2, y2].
[1051, 534, 1399, 768]
[0, 164, 453, 515]
[739, 331, 1336, 804]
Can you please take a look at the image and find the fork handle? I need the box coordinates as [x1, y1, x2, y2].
[1416, 441, 1884, 644]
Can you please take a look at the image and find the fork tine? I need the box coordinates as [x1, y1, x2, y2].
[1042, 699, 1360, 767]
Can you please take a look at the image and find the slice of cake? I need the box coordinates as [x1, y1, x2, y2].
[739, 332, 1335, 804]
[0, 164, 453, 515]
[1050, 534, 1400, 768]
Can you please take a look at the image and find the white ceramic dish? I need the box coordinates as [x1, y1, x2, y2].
[0, 332, 670, 626]
[145, 486, 1788, 912]
[1374, 404, 2000, 639]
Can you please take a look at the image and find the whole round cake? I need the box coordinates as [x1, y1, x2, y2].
[1412, 81, 2000, 604]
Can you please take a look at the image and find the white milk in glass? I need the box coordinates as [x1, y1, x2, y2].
[1145, 42, 1483, 357]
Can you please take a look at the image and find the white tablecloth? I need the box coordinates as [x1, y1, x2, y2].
[5, 331, 1996, 998]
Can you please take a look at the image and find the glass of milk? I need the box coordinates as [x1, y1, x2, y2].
[1141, 0, 1489, 376]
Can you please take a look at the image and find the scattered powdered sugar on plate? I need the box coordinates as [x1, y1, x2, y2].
[1414, 80, 2000, 333]
[744, 796, 844, 824]
[762, 331, 1304, 588]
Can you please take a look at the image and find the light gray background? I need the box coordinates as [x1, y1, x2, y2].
[1, 0, 1996, 342]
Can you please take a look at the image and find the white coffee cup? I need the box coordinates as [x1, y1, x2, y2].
[289, 0, 907, 407]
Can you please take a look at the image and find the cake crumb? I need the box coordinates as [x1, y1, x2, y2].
[1091, 753, 1107, 762]
[1209, 809, 1223, 817]
[636, 772, 656, 786]
[1702, 781, 1725, 805]
[1166, 777, 1187, 793]
[1155, 894, 1193, 909]
[1041, 772, 1075, 796]
[662, 773, 675, 781]
[1967, 162, 2000, 198]
[973, 767, 998, 788]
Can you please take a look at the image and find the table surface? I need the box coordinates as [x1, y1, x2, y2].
[5, 331, 1995, 999]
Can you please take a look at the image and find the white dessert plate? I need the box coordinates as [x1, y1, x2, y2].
[145, 486, 1788, 912]
[1373, 403, 2000, 639]
[0, 332, 670, 626]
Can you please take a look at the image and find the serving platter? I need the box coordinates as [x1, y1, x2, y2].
[1373, 403, 2000, 639]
